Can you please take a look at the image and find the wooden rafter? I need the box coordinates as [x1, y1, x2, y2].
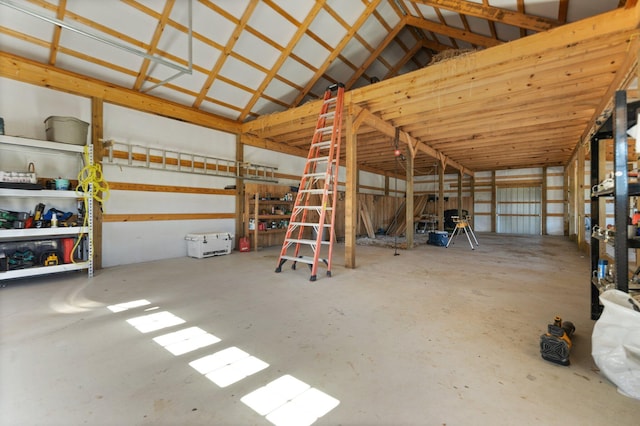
[193, 0, 259, 108]
[405, 16, 501, 48]
[346, 20, 405, 89]
[558, 0, 569, 23]
[48, 0, 67, 65]
[0, 51, 241, 133]
[292, 0, 382, 107]
[238, 0, 325, 120]
[133, 0, 175, 91]
[410, 0, 561, 31]
[384, 41, 424, 79]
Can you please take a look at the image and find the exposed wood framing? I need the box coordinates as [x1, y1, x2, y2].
[345, 105, 357, 269]
[193, 0, 259, 108]
[0, 52, 240, 134]
[103, 213, 235, 222]
[406, 148, 414, 248]
[410, 0, 561, 32]
[91, 97, 103, 270]
[133, 0, 176, 91]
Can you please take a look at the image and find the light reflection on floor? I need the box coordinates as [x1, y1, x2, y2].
[110, 299, 340, 425]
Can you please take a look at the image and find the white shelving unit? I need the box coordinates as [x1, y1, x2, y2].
[0, 135, 93, 280]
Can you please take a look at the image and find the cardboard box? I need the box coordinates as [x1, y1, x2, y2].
[185, 232, 234, 258]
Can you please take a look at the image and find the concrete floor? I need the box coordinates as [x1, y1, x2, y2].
[1, 233, 639, 425]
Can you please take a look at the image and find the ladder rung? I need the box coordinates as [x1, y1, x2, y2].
[299, 189, 331, 194]
[293, 206, 333, 210]
[324, 97, 337, 104]
[290, 222, 332, 227]
[316, 126, 334, 134]
[308, 156, 330, 163]
[279, 255, 328, 265]
[311, 141, 333, 149]
[320, 112, 335, 119]
[285, 238, 331, 245]
[303, 172, 327, 178]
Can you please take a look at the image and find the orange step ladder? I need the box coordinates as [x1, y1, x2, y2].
[275, 83, 345, 281]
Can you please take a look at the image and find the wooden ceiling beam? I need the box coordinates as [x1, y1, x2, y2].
[359, 108, 473, 176]
[0, 52, 241, 134]
[410, 0, 561, 31]
[291, 0, 382, 107]
[346, 19, 405, 89]
[405, 16, 500, 49]
[238, 0, 325, 121]
[48, 0, 67, 65]
[384, 41, 424, 79]
[193, 0, 258, 108]
[133, 0, 175, 91]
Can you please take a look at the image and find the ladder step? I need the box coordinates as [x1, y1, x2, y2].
[311, 141, 333, 149]
[320, 112, 335, 119]
[293, 206, 332, 210]
[308, 156, 330, 163]
[316, 126, 334, 134]
[303, 172, 327, 178]
[299, 189, 331, 194]
[285, 238, 331, 245]
[279, 255, 327, 265]
[290, 222, 332, 227]
[324, 97, 337, 105]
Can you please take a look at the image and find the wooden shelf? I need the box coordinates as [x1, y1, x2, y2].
[243, 183, 296, 251]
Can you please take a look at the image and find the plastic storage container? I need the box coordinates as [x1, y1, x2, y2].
[427, 231, 448, 246]
[185, 232, 234, 258]
[44, 116, 89, 145]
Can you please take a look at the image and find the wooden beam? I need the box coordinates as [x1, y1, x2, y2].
[239, 0, 326, 120]
[542, 166, 547, 235]
[406, 148, 414, 248]
[0, 52, 241, 134]
[193, 0, 258, 107]
[49, 0, 67, 65]
[345, 104, 357, 269]
[292, 0, 382, 107]
[346, 20, 404, 89]
[438, 159, 445, 231]
[491, 171, 496, 232]
[411, 0, 561, 31]
[405, 16, 502, 48]
[359, 108, 473, 176]
[133, 0, 176, 90]
[103, 213, 235, 222]
[236, 134, 244, 249]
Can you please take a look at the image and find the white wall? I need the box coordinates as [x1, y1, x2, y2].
[102, 103, 238, 267]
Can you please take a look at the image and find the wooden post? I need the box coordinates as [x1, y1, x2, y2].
[577, 144, 586, 252]
[542, 166, 547, 235]
[457, 171, 463, 217]
[384, 175, 389, 196]
[438, 159, 445, 231]
[491, 171, 496, 232]
[345, 105, 357, 269]
[91, 97, 103, 270]
[470, 174, 475, 229]
[235, 134, 244, 249]
[405, 149, 414, 248]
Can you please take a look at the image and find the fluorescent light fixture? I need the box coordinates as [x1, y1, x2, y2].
[189, 347, 269, 388]
[107, 299, 151, 312]
[241, 375, 339, 425]
[126, 311, 185, 333]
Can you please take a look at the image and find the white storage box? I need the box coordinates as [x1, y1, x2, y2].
[185, 232, 234, 258]
[45, 116, 89, 145]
